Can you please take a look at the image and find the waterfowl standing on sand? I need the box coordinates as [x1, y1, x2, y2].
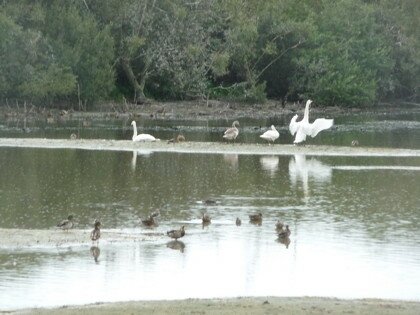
[57, 215, 74, 231]
[289, 100, 334, 144]
[223, 121, 240, 142]
[202, 213, 211, 224]
[236, 217, 242, 226]
[168, 134, 186, 143]
[167, 226, 185, 240]
[203, 199, 216, 205]
[141, 215, 158, 227]
[131, 120, 159, 142]
[249, 213, 263, 224]
[275, 220, 284, 232]
[260, 125, 279, 144]
[278, 225, 291, 238]
[90, 219, 101, 243]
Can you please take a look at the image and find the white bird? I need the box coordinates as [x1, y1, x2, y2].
[223, 120, 240, 141]
[131, 121, 159, 142]
[289, 100, 333, 144]
[260, 125, 279, 144]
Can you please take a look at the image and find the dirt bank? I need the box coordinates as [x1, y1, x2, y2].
[12, 297, 420, 315]
[1, 138, 419, 157]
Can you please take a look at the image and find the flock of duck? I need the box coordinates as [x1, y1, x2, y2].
[130, 99, 334, 144]
[56, 207, 292, 249]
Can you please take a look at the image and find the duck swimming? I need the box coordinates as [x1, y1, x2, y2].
[277, 225, 291, 238]
[275, 220, 284, 232]
[249, 213, 263, 224]
[167, 226, 185, 240]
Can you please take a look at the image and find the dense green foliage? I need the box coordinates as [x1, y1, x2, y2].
[0, 0, 418, 108]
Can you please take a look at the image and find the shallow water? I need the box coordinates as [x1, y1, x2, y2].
[0, 147, 419, 310]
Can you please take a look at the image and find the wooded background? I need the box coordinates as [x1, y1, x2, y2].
[1, 0, 418, 108]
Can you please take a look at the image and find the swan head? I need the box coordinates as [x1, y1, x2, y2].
[306, 100, 312, 107]
[270, 125, 276, 130]
[232, 120, 240, 127]
[131, 121, 136, 126]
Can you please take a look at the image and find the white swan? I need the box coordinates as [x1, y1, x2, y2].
[260, 125, 279, 144]
[289, 100, 333, 144]
[131, 121, 159, 142]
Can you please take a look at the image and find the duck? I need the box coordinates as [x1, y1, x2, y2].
[260, 125, 279, 144]
[236, 217, 242, 226]
[351, 140, 359, 146]
[131, 120, 159, 142]
[141, 215, 158, 227]
[168, 134, 185, 143]
[57, 215, 74, 231]
[90, 219, 101, 243]
[275, 220, 284, 232]
[277, 225, 291, 238]
[202, 213, 211, 224]
[289, 100, 334, 144]
[167, 226, 185, 240]
[249, 213, 262, 223]
[223, 120, 240, 141]
[203, 199, 216, 205]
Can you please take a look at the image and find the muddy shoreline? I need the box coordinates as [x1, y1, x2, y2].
[11, 297, 420, 315]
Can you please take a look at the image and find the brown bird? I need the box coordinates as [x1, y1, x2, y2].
[203, 199, 216, 205]
[275, 220, 284, 232]
[223, 120, 240, 141]
[236, 217, 242, 226]
[249, 213, 262, 224]
[90, 219, 101, 243]
[167, 226, 185, 240]
[278, 225, 291, 238]
[202, 213, 211, 224]
[168, 134, 186, 144]
[57, 215, 74, 231]
[141, 215, 158, 227]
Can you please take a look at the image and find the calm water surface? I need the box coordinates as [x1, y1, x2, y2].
[0, 146, 419, 310]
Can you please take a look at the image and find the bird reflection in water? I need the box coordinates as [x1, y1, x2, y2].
[223, 154, 238, 169]
[166, 240, 185, 253]
[260, 155, 279, 177]
[90, 246, 100, 263]
[289, 154, 332, 199]
[276, 236, 291, 249]
[131, 150, 153, 171]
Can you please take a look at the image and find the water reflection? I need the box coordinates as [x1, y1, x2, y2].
[90, 246, 100, 263]
[223, 154, 238, 169]
[276, 236, 291, 249]
[260, 156, 279, 177]
[131, 150, 153, 170]
[289, 154, 332, 198]
[166, 240, 185, 253]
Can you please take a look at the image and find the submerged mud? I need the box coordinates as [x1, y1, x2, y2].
[0, 138, 419, 157]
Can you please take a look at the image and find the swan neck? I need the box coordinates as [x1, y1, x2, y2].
[132, 122, 137, 138]
[303, 101, 311, 121]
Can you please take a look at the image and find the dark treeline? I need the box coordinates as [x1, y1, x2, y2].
[1, 0, 419, 109]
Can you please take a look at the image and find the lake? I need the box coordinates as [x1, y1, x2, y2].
[0, 109, 419, 310]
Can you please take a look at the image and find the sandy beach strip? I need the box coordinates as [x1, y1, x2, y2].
[10, 297, 420, 315]
[0, 138, 419, 157]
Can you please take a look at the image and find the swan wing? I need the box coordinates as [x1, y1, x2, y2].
[289, 115, 300, 136]
[293, 127, 307, 144]
[223, 127, 239, 140]
[134, 133, 157, 142]
[308, 119, 334, 138]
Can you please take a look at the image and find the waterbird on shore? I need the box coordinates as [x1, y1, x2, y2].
[223, 120, 240, 142]
[131, 120, 159, 142]
[202, 213, 211, 224]
[90, 219, 101, 244]
[141, 215, 158, 227]
[277, 225, 291, 238]
[57, 215, 74, 231]
[249, 213, 263, 224]
[275, 220, 284, 232]
[236, 217, 242, 226]
[260, 125, 279, 144]
[203, 199, 216, 205]
[289, 100, 333, 144]
[168, 134, 185, 143]
[167, 226, 185, 240]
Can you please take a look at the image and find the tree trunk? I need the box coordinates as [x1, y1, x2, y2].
[121, 58, 147, 104]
